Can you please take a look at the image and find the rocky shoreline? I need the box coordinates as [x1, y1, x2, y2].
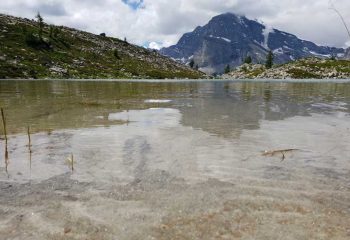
[223, 58, 350, 79]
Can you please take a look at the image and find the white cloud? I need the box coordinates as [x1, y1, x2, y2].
[1, 0, 350, 48]
[148, 42, 162, 50]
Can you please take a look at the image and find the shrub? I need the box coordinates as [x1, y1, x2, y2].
[224, 64, 231, 73]
[25, 32, 50, 50]
[25, 32, 40, 46]
[113, 49, 121, 59]
[49, 25, 54, 38]
[53, 27, 60, 38]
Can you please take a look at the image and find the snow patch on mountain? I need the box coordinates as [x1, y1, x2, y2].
[262, 25, 274, 49]
[209, 35, 232, 43]
[273, 48, 284, 54]
[238, 16, 249, 28]
[310, 51, 331, 58]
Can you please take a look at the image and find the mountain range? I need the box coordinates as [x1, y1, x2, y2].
[160, 13, 347, 74]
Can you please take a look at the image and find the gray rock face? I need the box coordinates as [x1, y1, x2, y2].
[160, 13, 345, 74]
[345, 48, 350, 59]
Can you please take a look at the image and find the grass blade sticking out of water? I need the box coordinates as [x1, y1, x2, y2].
[27, 126, 32, 170]
[1, 108, 9, 177]
[1, 108, 7, 144]
[27, 126, 32, 148]
[4, 143, 9, 178]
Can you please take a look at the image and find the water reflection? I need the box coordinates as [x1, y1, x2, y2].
[180, 82, 350, 138]
[109, 108, 180, 128]
[0, 80, 199, 134]
[0, 80, 350, 137]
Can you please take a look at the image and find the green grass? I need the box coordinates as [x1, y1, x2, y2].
[286, 68, 320, 79]
[300, 60, 350, 73]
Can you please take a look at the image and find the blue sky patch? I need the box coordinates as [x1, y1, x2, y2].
[122, 0, 144, 10]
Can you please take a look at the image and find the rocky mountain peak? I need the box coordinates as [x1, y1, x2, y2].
[160, 12, 345, 74]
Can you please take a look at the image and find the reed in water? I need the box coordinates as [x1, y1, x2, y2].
[4, 142, 9, 177]
[27, 126, 32, 150]
[1, 108, 9, 177]
[1, 108, 7, 143]
[27, 126, 32, 169]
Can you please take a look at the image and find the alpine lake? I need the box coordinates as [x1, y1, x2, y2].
[0, 79, 350, 240]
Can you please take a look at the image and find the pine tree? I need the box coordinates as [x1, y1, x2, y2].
[265, 51, 274, 69]
[189, 59, 195, 68]
[49, 25, 54, 38]
[36, 12, 44, 40]
[244, 56, 252, 64]
[113, 49, 121, 60]
[224, 64, 231, 73]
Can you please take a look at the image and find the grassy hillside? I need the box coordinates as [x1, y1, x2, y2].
[223, 57, 350, 79]
[0, 14, 204, 79]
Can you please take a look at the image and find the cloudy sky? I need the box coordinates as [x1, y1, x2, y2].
[1, 0, 350, 49]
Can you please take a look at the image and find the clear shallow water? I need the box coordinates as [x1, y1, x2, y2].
[0, 80, 350, 239]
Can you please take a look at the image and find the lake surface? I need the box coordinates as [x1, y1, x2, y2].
[0, 80, 350, 239]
